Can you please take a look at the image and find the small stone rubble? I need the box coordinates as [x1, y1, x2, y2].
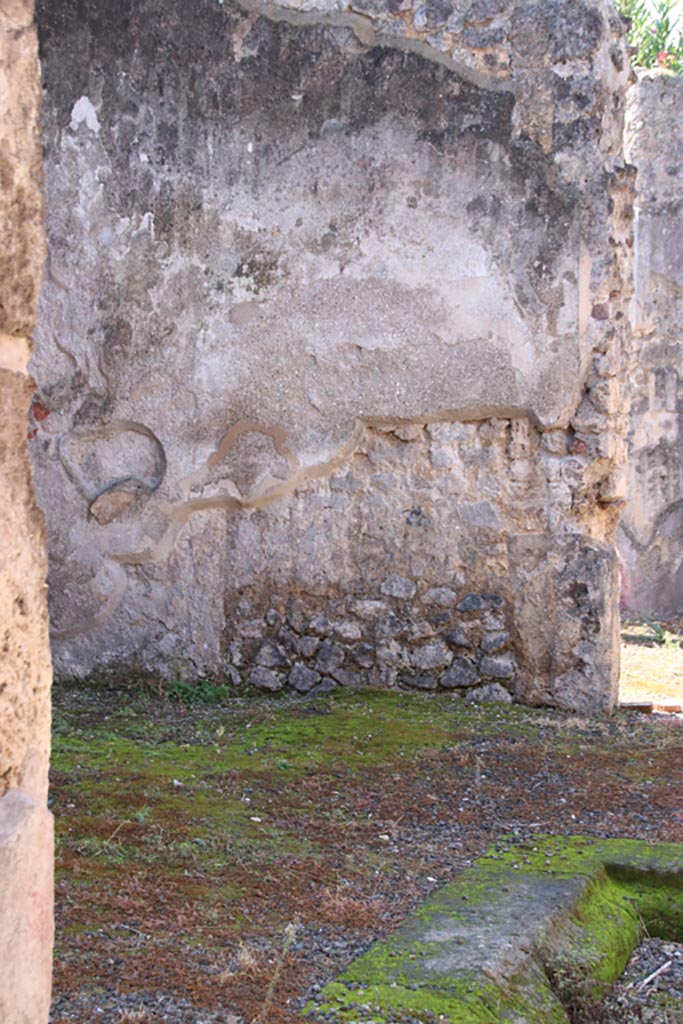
[602, 937, 683, 1024]
[234, 590, 518, 700]
[50, 990, 242, 1023]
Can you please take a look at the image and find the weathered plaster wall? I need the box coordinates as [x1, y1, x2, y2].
[619, 71, 683, 619]
[33, 0, 632, 711]
[0, 1, 54, 1021]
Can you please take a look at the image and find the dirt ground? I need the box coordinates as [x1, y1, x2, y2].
[48, 629, 683, 1024]
[620, 618, 683, 708]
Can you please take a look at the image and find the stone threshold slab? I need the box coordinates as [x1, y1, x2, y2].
[305, 835, 683, 1023]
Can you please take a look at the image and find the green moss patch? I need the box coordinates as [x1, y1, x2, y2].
[50, 680, 683, 1023]
[306, 835, 683, 1023]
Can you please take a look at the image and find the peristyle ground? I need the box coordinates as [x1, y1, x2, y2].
[49, 627, 683, 1024]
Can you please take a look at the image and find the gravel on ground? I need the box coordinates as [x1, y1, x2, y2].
[49, 667, 683, 1024]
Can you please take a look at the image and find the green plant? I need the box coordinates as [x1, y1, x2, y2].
[616, 0, 683, 73]
[132, 805, 152, 824]
[641, 617, 680, 647]
[168, 677, 232, 705]
[76, 834, 127, 862]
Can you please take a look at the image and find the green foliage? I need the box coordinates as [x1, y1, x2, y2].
[640, 617, 680, 647]
[313, 837, 683, 1024]
[167, 676, 232, 705]
[616, 0, 683, 73]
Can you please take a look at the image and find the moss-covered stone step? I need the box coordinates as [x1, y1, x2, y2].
[305, 835, 683, 1023]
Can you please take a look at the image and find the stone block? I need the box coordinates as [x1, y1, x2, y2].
[440, 657, 479, 689]
[465, 682, 513, 704]
[255, 640, 290, 669]
[312, 836, 683, 1022]
[249, 667, 282, 692]
[480, 653, 517, 679]
[289, 663, 321, 693]
[314, 641, 346, 674]
[411, 641, 453, 672]
[380, 576, 416, 600]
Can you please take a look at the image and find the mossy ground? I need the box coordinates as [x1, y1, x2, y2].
[311, 836, 683, 1023]
[50, 678, 683, 1023]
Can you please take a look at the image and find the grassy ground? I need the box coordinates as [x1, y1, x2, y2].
[49, 662, 683, 1024]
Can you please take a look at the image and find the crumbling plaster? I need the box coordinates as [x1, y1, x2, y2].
[619, 70, 683, 619]
[32, 0, 633, 711]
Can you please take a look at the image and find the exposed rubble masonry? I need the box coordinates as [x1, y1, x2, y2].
[32, 0, 634, 712]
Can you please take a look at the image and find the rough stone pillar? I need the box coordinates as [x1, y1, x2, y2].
[0, 2, 53, 1022]
[619, 71, 683, 619]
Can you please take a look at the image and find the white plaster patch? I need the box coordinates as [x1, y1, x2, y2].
[133, 212, 155, 240]
[70, 96, 101, 134]
[0, 333, 31, 373]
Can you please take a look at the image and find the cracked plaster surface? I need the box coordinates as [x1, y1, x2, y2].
[31, 0, 632, 708]
[619, 71, 683, 619]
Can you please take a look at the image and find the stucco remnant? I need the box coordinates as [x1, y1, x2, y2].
[619, 71, 683, 619]
[33, 0, 633, 711]
[0, 792, 54, 1024]
[0, 1, 54, 1021]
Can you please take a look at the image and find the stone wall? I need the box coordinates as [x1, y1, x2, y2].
[32, 0, 633, 711]
[0, 1, 54, 1021]
[619, 71, 683, 620]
